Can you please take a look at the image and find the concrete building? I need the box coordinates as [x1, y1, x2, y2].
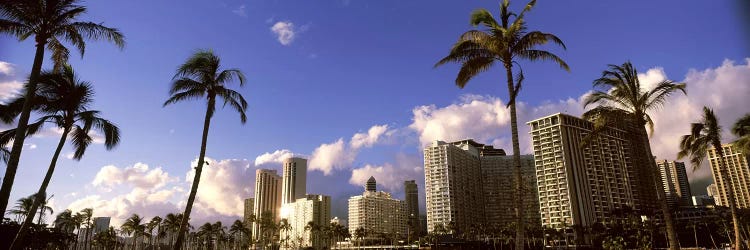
[366, 176, 377, 192]
[92, 217, 110, 234]
[404, 180, 421, 237]
[528, 113, 635, 230]
[708, 143, 750, 208]
[348, 178, 408, 240]
[282, 194, 331, 249]
[253, 169, 282, 241]
[244, 198, 254, 228]
[481, 154, 541, 228]
[423, 140, 491, 234]
[282, 157, 307, 205]
[707, 183, 720, 205]
[657, 160, 692, 207]
[692, 195, 716, 206]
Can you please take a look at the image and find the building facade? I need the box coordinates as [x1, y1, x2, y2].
[423, 140, 490, 234]
[254, 169, 282, 241]
[348, 178, 408, 240]
[708, 143, 750, 208]
[282, 157, 307, 205]
[481, 154, 541, 227]
[528, 113, 635, 229]
[282, 194, 331, 249]
[707, 183, 720, 205]
[404, 180, 422, 237]
[656, 160, 692, 207]
[244, 198, 254, 228]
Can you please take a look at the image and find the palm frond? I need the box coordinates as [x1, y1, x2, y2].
[435, 39, 497, 68]
[731, 113, 750, 137]
[513, 31, 566, 53]
[455, 57, 495, 88]
[163, 89, 207, 107]
[470, 9, 499, 29]
[215, 69, 246, 87]
[47, 37, 71, 71]
[645, 80, 687, 110]
[69, 21, 125, 49]
[216, 88, 248, 123]
[514, 49, 569, 71]
[70, 125, 92, 160]
[169, 79, 206, 95]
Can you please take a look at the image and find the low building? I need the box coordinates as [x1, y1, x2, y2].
[281, 194, 331, 249]
[348, 177, 408, 241]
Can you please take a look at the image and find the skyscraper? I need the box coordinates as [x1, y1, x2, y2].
[348, 179, 408, 240]
[92, 217, 110, 234]
[254, 169, 282, 241]
[708, 143, 750, 208]
[404, 180, 421, 237]
[244, 198, 254, 227]
[528, 113, 634, 230]
[282, 194, 331, 249]
[481, 154, 540, 227]
[366, 176, 377, 192]
[282, 157, 307, 204]
[423, 139, 497, 234]
[656, 160, 692, 207]
[707, 183, 720, 205]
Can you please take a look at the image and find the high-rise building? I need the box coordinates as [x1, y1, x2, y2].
[244, 198, 254, 228]
[708, 143, 750, 208]
[707, 183, 720, 205]
[282, 194, 331, 249]
[92, 217, 110, 234]
[404, 180, 421, 237]
[528, 113, 634, 230]
[656, 160, 692, 207]
[481, 155, 540, 227]
[348, 178, 408, 240]
[282, 157, 307, 205]
[254, 169, 282, 241]
[366, 176, 377, 192]
[423, 140, 490, 234]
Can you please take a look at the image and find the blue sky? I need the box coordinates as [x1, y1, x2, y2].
[0, 0, 748, 225]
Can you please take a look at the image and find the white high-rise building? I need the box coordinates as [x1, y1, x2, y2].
[281, 194, 331, 249]
[708, 143, 750, 208]
[348, 177, 408, 240]
[481, 155, 540, 227]
[656, 160, 692, 207]
[282, 157, 307, 205]
[528, 113, 634, 230]
[254, 169, 282, 241]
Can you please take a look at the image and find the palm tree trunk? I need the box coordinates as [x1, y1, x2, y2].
[10, 127, 70, 250]
[503, 63, 525, 250]
[0, 39, 48, 217]
[173, 97, 215, 250]
[637, 124, 679, 250]
[713, 143, 744, 250]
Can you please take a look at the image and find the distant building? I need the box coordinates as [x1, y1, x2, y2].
[282, 157, 307, 205]
[707, 183, 720, 204]
[282, 194, 331, 249]
[254, 169, 282, 241]
[481, 154, 540, 228]
[423, 140, 492, 234]
[348, 177, 408, 240]
[404, 180, 422, 237]
[692, 195, 716, 206]
[708, 143, 750, 208]
[528, 113, 637, 230]
[244, 198, 254, 227]
[92, 217, 110, 234]
[657, 160, 692, 207]
[366, 176, 377, 192]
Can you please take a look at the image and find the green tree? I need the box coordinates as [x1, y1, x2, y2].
[678, 107, 744, 250]
[0, 0, 124, 218]
[732, 113, 750, 155]
[582, 61, 686, 249]
[163, 49, 248, 249]
[278, 218, 292, 248]
[53, 209, 76, 234]
[80, 207, 93, 250]
[7, 194, 33, 222]
[435, 1, 568, 248]
[121, 214, 147, 250]
[92, 226, 121, 249]
[354, 227, 366, 249]
[162, 213, 182, 248]
[147, 216, 162, 249]
[6, 65, 120, 249]
[229, 219, 250, 249]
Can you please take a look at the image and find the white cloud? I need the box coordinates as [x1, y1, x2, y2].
[232, 4, 246, 17]
[0, 80, 23, 103]
[254, 149, 295, 166]
[349, 153, 422, 192]
[271, 21, 296, 45]
[92, 163, 176, 190]
[185, 158, 254, 217]
[350, 124, 392, 149]
[0, 61, 14, 75]
[309, 138, 355, 175]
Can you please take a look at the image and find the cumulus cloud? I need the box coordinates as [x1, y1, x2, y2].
[254, 149, 295, 166]
[0, 61, 15, 75]
[0, 80, 22, 102]
[349, 153, 422, 192]
[271, 21, 296, 45]
[92, 162, 176, 190]
[350, 124, 392, 149]
[185, 158, 254, 216]
[309, 138, 355, 175]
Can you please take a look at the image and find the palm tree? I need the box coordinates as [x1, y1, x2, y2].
[0, 0, 124, 217]
[162, 213, 183, 248]
[732, 113, 750, 155]
[122, 214, 147, 250]
[354, 227, 366, 249]
[92, 226, 121, 249]
[147, 216, 163, 249]
[581, 61, 686, 249]
[163, 49, 248, 249]
[80, 207, 93, 250]
[229, 220, 249, 249]
[278, 219, 292, 248]
[678, 107, 744, 250]
[7, 65, 120, 249]
[73, 211, 86, 250]
[7, 194, 33, 222]
[36, 194, 55, 225]
[435, 1, 568, 247]
[53, 209, 76, 233]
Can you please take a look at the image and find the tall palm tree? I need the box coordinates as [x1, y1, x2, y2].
[36, 194, 54, 225]
[435, 1, 568, 247]
[229, 220, 248, 249]
[6, 65, 120, 249]
[678, 107, 744, 250]
[53, 209, 76, 233]
[732, 113, 750, 155]
[122, 214, 147, 250]
[7, 194, 33, 222]
[278, 218, 292, 248]
[0, 0, 124, 217]
[163, 49, 248, 250]
[92, 226, 120, 249]
[147, 216, 162, 249]
[73, 211, 86, 250]
[582, 61, 686, 249]
[162, 213, 183, 248]
[80, 207, 93, 250]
